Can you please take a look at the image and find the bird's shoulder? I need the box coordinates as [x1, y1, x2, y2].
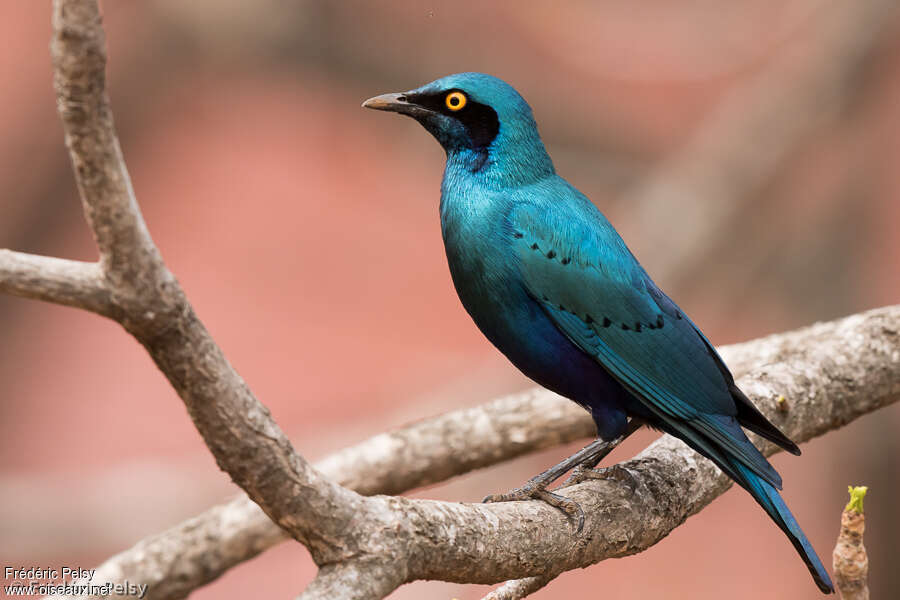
[507, 179, 653, 318]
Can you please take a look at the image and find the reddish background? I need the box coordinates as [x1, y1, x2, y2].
[1, 2, 898, 599]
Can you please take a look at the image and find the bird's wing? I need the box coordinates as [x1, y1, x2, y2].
[509, 199, 782, 488]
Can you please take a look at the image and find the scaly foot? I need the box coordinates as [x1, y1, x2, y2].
[560, 463, 638, 491]
[560, 463, 604, 487]
[483, 480, 586, 532]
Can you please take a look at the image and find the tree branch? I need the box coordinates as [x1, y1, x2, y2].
[0, 250, 112, 316]
[46, 0, 364, 566]
[51, 0, 170, 306]
[46, 389, 593, 600]
[37, 254, 832, 600]
[341, 305, 896, 593]
[55, 306, 895, 600]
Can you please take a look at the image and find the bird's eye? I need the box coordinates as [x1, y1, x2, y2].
[445, 91, 467, 111]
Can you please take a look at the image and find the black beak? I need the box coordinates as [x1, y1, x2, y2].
[362, 92, 432, 118]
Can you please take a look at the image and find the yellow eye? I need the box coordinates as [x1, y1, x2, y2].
[445, 91, 467, 111]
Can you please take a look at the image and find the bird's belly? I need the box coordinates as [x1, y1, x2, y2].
[448, 259, 632, 439]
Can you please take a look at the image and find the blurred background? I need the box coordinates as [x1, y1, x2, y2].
[1, 1, 898, 598]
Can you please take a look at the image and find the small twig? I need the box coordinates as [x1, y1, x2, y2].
[481, 575, 554, 600]
[833, 486, 869, 600]
[0, 250, 113, 316]
[51, 0, 171, 309]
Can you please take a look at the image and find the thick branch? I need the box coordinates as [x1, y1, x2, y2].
[47, 0, 362, 566]
[0, 250, 112, 316]
[48, 305, 900, 600]
[45, 327, 782, 600]
[318, 306, 898, 596]
[48, 390, 593, 600]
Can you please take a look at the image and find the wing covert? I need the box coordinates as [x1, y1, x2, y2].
[509, 201, 782, 487]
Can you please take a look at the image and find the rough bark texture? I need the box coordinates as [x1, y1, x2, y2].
[0, 2, 894, 599]
[296, 561, 405, 600]
[45, 390, 593, 600]
[36, 307, 898, 600]
[42, 305, 900, 600]
[51, 0, 173, 325]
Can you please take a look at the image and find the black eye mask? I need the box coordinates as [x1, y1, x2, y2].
[406, 90, 500, 150]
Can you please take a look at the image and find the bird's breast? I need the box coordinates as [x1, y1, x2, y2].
[442, 215, 517, 330]
[439, 183, 522, 340]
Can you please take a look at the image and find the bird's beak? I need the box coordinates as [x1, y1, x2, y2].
[362, 92, 432, 118]
[362, 92, 408, 111]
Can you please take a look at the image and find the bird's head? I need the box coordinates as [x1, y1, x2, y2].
[363, 72, 554, 184]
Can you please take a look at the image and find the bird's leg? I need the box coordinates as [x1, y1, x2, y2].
[482, 419, 641, 532]
[561, 418, 643, 487]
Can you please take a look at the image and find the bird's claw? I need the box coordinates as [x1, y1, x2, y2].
[483, 484, 586, 533]
[481, 480, 539, 504]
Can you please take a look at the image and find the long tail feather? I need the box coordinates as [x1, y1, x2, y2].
[735, 463, 834, 593]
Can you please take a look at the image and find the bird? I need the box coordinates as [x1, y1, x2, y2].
[363, 72, 834, 594]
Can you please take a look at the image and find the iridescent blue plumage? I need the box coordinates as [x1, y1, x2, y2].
[364, 72, 833, 593]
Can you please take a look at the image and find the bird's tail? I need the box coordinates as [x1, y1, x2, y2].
[734, 462, 834, 594]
